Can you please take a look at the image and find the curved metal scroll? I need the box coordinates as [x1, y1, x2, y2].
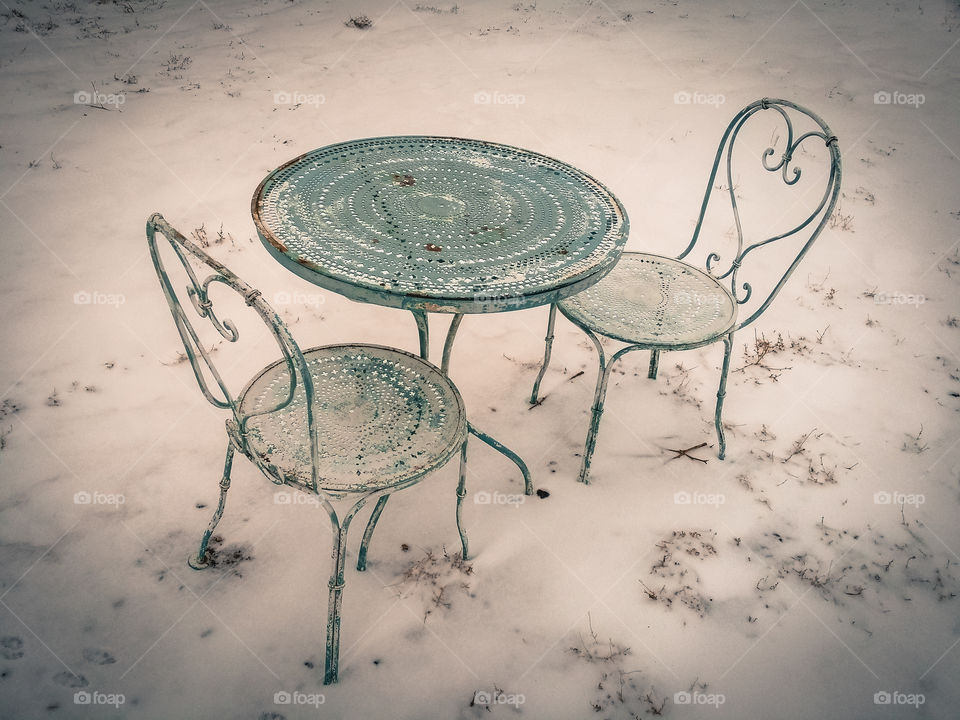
[676, 98, 842, 331]
[146, 213, 321, 493]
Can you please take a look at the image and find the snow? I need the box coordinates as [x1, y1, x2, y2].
[1, 0, 958, 718]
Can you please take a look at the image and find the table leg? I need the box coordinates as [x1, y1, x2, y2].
[416, 311, 534, 496]
[468, 422, 533, 496]
[410, 309, 430, 361]
[440, 313, 463, 375]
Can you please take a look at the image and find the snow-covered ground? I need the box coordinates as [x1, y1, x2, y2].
[1, 0, 958, 718]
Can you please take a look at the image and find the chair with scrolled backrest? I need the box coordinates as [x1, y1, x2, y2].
[146, 213, 469, 683]
[530, 98, 842, 483]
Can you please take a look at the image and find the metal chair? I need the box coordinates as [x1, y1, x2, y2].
[146, 213, 469, 684]
[530, 99, 842, 483]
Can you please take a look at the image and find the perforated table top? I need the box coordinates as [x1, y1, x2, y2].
[252, 136, 629, 313]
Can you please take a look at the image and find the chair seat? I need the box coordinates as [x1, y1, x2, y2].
[238, 344, 466, 496]
[558, 252, 737, 349]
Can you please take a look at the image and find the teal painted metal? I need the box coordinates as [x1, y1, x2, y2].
[530, 99, 842, 483]
[528, 303, 557, 405]
[146, 213, 469, 684]
[427, 310, 534, 494]
[252, 136, 629, 314]
[252, 136, 628, 495]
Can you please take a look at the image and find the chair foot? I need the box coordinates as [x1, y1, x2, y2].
[187, 554, 210, 570]
[188, 440, 235, 571]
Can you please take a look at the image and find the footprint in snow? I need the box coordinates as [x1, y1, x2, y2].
[0, 636, 24, 660]
[82, 648, 115, 665]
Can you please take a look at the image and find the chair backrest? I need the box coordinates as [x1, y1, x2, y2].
[146, 213, 320, 491]
[676, 98, 842, 331]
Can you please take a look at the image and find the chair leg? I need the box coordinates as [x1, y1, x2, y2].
[324, 519, 351, 685]
[579, 356, 615, 485]
[530, 303, 558, 404]
[455, 439, 469, 560]
[356, 495, 390, 572]
[188, 440, 235, 570]
[715, 333, 734, 460]
[648, 349, 660, 379]
[574, 328, 612, 485]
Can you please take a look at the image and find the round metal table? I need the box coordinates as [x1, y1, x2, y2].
[252, 135, 629, 490]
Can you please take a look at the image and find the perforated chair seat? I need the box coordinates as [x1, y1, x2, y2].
[239, 344, 467, 497]
[558, 252, 737, 350]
